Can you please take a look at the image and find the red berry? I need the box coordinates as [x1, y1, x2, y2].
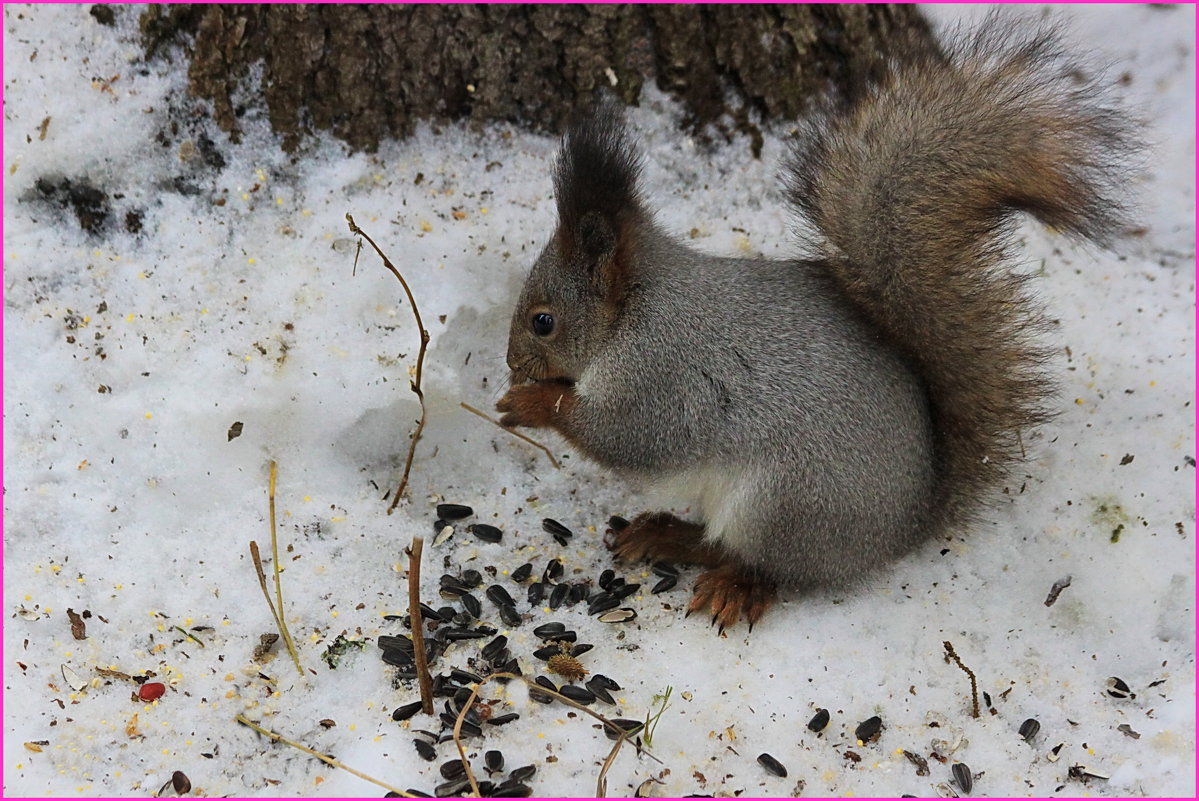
[138, 682, 166, 701]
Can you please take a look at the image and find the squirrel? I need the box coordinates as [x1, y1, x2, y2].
[496, 19, 1136, 631]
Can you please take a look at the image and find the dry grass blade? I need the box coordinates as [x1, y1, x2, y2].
[235, 714, 416, 797]
[346, 214, 430, 514]
[460, 401, 561, 469]
[943, 640, 980, 718]
[268, 461, 303, 675]
[408, 536, 434, 714]
[451, 672, 660, 798]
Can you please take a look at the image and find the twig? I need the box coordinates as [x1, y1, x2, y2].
[268, 461, 303, 675]
[249, 541, 301, 676]
[346, 214, 430, 514]
[235, 714, 416, 797]
[596, 728, 636, 798]
[459, 402, 561, 469]
[451, 672, 660, 798]
[943, 640, 980, 718]
[408, 536, 434, 714]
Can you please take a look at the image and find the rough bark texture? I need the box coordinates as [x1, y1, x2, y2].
[138, 3, 936, 154]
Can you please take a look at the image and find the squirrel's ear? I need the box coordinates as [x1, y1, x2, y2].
[554, 101, 645, 300]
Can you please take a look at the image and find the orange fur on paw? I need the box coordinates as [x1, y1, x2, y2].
[610, 511, 722, 567]
[687, 564, 777, 633]
[496, 382, 575, 429]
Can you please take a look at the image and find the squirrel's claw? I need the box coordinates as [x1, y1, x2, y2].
[688, 565, 776, 633]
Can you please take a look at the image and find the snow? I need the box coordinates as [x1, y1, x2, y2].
[2, 3, 1194, 798]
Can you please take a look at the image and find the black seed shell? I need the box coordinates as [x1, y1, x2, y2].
[413, 738, 436, 761]
[487, 712, 520, 726]
[508, 765, 537, 783]
[651, 576, 677, 594]
[598, 569, 616, 590]
[855, 715, 883, 743]
[549, 583, 569, 609]
[589, 674, 621, 691]
[511, 563, 533, 583]
[757, 752, 788, 778]
[392, 701, 423, 721]
[485, 749, 504, 773]
[543, 559, 564, 582]
[470, 523, 503, 543]
[542, 518, 573, 538]
[439, 759, 466, 779]
[651, 562, 679, 578]
[559, 684, 596, 704]
[486, 585, 515, 608]
[498, 603, 522, 627]
[481, 635, 508, 662]
[533, 622, 566, 639]
[461, 569, 483, 588]
[460, 593, 481, 619]
[951, 762, 973, 794]
[1019, 718, 1040, 742]
[807, 708, 830, 732]
[527, 582, 544, 606]
[436, 503, 473, 520]
[608, 515, 630, 531]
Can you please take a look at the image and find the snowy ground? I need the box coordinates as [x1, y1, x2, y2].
[2, 3, 1194, 798]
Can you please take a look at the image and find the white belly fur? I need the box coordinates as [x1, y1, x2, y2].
[651, 464, 760, 550]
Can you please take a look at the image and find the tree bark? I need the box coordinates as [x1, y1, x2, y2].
[139, 3, 936, 154]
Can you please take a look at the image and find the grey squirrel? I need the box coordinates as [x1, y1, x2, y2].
[496, 20, 1135, 630]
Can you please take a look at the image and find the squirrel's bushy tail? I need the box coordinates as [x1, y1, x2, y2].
[785, 17, 1137, 529]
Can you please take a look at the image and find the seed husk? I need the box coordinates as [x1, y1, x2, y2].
[807, 708, 830, 733]
[549, 583, 569, 609]
[608, 515, 630, 531]
[481, 635, 508, 662]
[568, 582, 589, 604]
[598, 607, 638, 623]
[543, 559, 564, 583]
[432, 525, 454, 546]
[589, 674, 621, 691]
[413, 738, 436, 761]
[508, 764, 537, 783]
[651, 562, 679, 578]
[587, 593, 620, 616]
[485, 749, 505, 773]
[558, 684, 596, 704]
[533, 622, 567, 639]
[855, 715, 883, 743]
[486, 585, 515, 608]
[1105, 676, 1134, 699]
[612, 582, 641, 600]
[951, 762, 973, 794]
[527, 582, 545, 606]
[511, 563, 533, 583]
[651, 576, 677, 594]
[1047, 743, 1065, 762]
[487, 712, 520, 726]
[460, 592, 481, 619]
[392, 701, 424, 721]
[439, 713, 482, 736]
[542, 518, 573, 539]
[440, 759, 467, 779]
[419, 603, 444, 621]
[903, 749, 930, 776]
[598, 569, 616, 590]
[432, 518, 449, 534]
[498, 603, 522, 627]
[436, 503, 474, 520]
[470, 523, 503, 543]
[585, 679, 616, 705]
[757, 752, 787, 778]
[1018, 718, 1040, 742]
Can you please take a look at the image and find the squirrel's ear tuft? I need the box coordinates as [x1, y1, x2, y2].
[554, 101, 645, 297]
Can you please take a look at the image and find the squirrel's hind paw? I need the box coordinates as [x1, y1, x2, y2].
[610, 511, 722, 567]
[688, 565, 777, 633]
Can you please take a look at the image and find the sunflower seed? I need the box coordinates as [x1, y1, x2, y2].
[807, 708, 830, 732]
[534, 675, 557, 692]
[613, 582, 641, 600]
[511, 563, 533, 583]
[533, 622, 567, 639]
[529, 676, 555, 704]
[549, 583, 569, 609]
[1018, 718, 1040, 742]
[603, 719, 644, 740]
[440, 713, 482, 737]
[490, 783, 532, 798]
[461, 569, 483, 588]
[1105, 676, 1134, 699]
[486, 585, 515, 608]
[570, 643, 594, 657]
[559, 685, 596, 705]
[651, 576, 677, 594]
[469, 523, 503, 543]
[482, 635, 508, 661]
[855, 716, 883, 743]
[951, 762, 973, 794]
[587, 593, 620, 616]
[586, 682, 616, 705]
[435, 778, 470, 797]
[569, 582, 589, 604]
[542, 518, 573, 539]
[498, 603, 522, 627]
[460, 593, 481, 619]
[498, 658, 522, 679]
[543, 558, 564, 583]
[598, 569, 616, 590]
[402, 791, 431, 798]
[450, 668, 482, 685]
[432, 518, 449, 534]
[608, 515, 630, 531]
[392, 701, 424, 721]
[488, 712, 520, 726]
[508, 765, 537, 783]
[378, 634, 414, 651]
[436, 605, 457, 621]
[651, 562, 679, 578]
[382, 649, 415, 668]
[527, 582, 544, 605]
[440, 759, 466, 779]
[436, 503, 474, 520]
[757, 753, 787, 778]
[598, 607, 637, 623]
[533, 645, 560, 661]
[443, 628, 489, 641]
[413, 738, 436, 761]
[485, 749, 505, 773]
[433, 525, 454, 546]
[589, 674, 621, 691]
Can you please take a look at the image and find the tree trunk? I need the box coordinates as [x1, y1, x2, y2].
[139, 3, 935, 154]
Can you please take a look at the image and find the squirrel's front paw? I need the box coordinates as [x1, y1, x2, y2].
[496, 383, 574, 429]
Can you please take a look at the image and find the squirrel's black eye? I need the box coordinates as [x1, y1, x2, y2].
[531, 312, 555, 337]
